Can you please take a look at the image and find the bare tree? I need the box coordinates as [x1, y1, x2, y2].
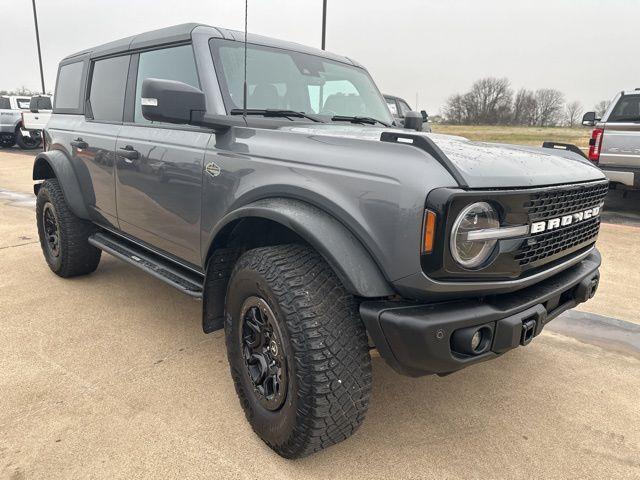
[512, 89, 537, 126]
[534, 89, 565, 126]
[594, 100, 610, 118]
[443, 94, 466, 124]
[444, 77, 512, 124]
[565, 101, 583, 127]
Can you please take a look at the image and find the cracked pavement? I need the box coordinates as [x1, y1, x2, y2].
[0, 149, 639, 479]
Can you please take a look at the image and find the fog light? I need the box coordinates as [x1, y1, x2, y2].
[451, 325, 493, 356]
[471, 330, 482, 351]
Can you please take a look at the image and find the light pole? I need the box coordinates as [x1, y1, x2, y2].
[31, 0, 46, 94]
[321, 0, 327, 50]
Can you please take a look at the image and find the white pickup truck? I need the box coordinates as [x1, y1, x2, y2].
[0, 95, 44, 149]
[22, 95, 52, 131]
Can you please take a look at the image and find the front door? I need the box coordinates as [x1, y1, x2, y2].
[115, 44, 210, 266]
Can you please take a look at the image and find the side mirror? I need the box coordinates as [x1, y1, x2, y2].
[420, 110, 429, 122]
[141, 78, 206, 125]
[582, 111, 597, 126]
[403, 111, 424, 131]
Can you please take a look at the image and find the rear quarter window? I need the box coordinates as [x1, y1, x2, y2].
[0, 97, 10, 109]
[54, 61, 85, 112]
[608, 94, 640, 123]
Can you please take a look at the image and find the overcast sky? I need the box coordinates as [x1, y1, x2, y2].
[1, 0, 637, 114]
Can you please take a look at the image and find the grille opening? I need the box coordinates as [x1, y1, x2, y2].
[523, 183, 608, 222]
[515, 217, 600, 266]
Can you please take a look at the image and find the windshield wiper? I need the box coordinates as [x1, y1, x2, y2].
[330, 115, 390, 127]
[230, 109, 324, 123]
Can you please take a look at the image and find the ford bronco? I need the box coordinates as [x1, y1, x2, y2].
[33, 24, 606, 458]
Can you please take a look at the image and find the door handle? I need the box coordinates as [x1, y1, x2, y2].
[70, 138, 88, 149]
[118, 145, 139, 162]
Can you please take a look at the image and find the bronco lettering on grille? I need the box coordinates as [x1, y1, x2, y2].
[530, 206, 601, 234]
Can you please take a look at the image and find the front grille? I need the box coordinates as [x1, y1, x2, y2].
[515, 217, 600, 266]
[523, 182, 608, 222]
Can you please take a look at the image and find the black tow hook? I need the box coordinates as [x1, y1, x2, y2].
[520, 318, 537, 346]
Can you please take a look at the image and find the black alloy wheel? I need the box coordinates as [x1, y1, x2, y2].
[239, 296, 288, 411]
[42, 202, 61, 259]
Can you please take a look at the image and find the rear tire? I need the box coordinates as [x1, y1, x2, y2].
[15, 127, 41, 150]
[225, 244, 372, 458]
[36, 179, 101, 277]
[0, 135, 16, 148]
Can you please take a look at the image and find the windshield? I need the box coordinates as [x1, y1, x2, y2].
[210, 39, 393, 124]
[16, 97, 31, 110]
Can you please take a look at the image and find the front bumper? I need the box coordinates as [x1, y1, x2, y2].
[361, 249, 601, 377]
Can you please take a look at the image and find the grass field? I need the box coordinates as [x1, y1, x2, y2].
[431, 125, 592, 152]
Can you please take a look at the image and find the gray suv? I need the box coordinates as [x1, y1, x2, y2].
[34, 23, 606, 458]
[583, 90, 640, 189]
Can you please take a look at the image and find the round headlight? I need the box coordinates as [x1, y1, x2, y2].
[450, 202, 499, 269]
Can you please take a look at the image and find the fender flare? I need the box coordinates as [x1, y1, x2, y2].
[208, 197, 394, 298]
[32, 150, 91, 219]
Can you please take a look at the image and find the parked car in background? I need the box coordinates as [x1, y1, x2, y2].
[0, 95, 43, 149]
[22, 95, 53, 132]
[583, 89, 640, 189]
[384, 94, 431, 132]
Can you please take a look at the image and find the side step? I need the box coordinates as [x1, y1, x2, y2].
[88, 231, 204, 298]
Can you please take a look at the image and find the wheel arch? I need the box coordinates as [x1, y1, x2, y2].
[33, 150, 90, 219]
[201, 198, 395, 333]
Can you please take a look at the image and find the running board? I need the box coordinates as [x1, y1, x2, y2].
[88, 232, 204, 298]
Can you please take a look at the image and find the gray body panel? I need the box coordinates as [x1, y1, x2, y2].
[41, 23, 607, 302]
[47, 114, 121, 227]
[116, 125, 211, 265]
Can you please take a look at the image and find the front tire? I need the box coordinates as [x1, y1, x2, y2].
[36, 179, 101, 277]
[225, 244, 372, 458]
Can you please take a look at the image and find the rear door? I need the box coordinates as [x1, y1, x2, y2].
[63, 55, 129, 228]
[600, 94, 640, 169]
[115, 44, 210, 266]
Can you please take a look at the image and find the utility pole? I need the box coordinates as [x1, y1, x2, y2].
[321, 0, 327, 50]
[31, 0, 46, 94]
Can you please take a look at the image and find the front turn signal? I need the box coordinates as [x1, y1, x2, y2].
[422, 210, 437, 254]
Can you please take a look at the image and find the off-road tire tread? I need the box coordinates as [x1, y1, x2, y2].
[226, 244, 372, 458]
[36, 179, 101, 277]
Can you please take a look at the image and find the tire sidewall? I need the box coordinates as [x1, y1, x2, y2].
[36, 184, 63, 272]
[226, 266, 299, 448]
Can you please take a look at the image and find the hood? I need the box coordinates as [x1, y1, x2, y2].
[281, 124, 605, 189]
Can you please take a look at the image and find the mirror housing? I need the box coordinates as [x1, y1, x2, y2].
[141, 78, 206, 125]
[403, 111, 424, 131]
[420, 110, 429, 122]
[582, 111, 597, 126]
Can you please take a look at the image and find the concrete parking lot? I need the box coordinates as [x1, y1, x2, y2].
[1, 148, 639, 479]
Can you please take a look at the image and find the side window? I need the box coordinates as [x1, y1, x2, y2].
[398, 100, 412, 117]
[608, 95, 640, 123]
[0, 97, 9, 109]
[88, 55, 129, 122]
[54, 61, 84, 112]
[386, 98, 398, 116]
[134, 45, 199, 124]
